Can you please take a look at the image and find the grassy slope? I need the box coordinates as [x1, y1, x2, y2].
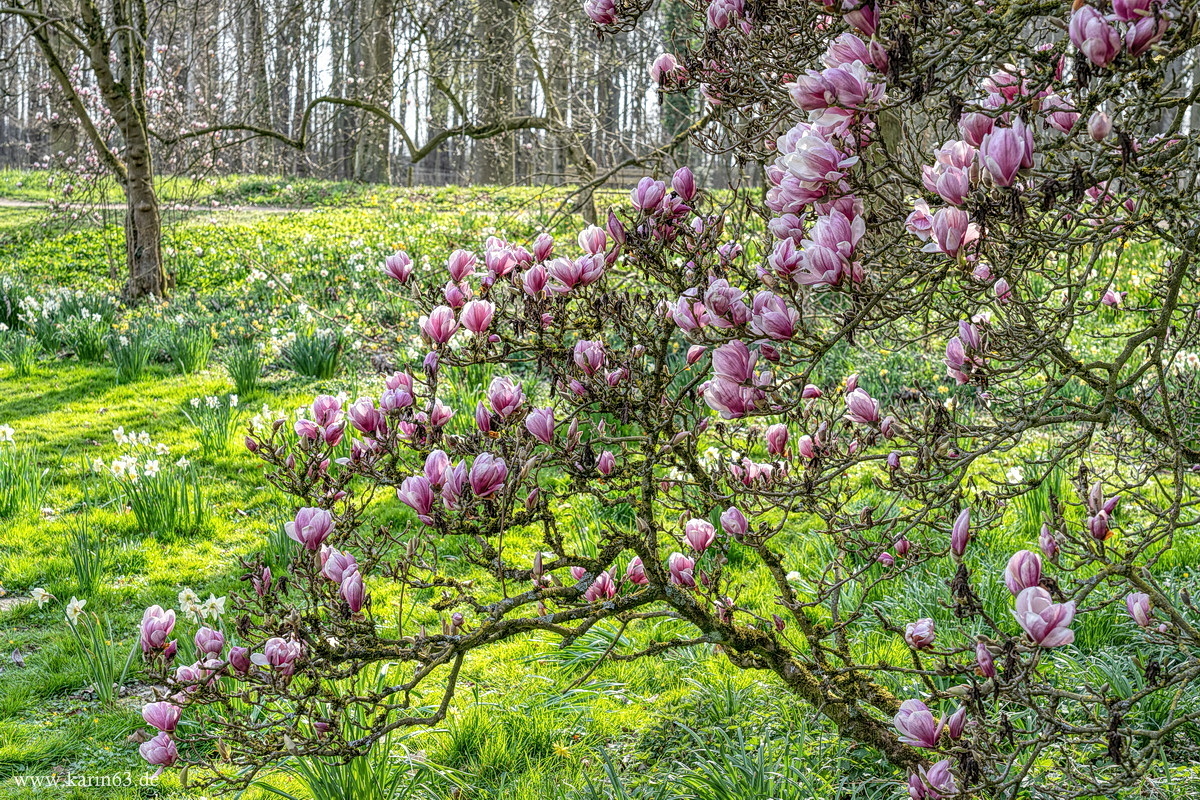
[0, 174, 1197, 798]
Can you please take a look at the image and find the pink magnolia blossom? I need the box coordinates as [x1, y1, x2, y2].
[573, 340, 606, 376]
[383, 251, 413, 283]
[631, 176, 668, 211]
[893, 699, 940, 748]
[912, 760, 958, 798]
[583, 571, 617, 602]
[320, 545, 358, 583]
[1125, 15, 1167, 58]
[684, 518, 717, 552]
[925, 207, 978, 259]
[1014, 586, 1076, 647]
[194, 627, 224, 657]
[285, 507, 334, 550]
[1088, 111, 1112, 142]
[525, 407, 556, 444]
[1004, 550, 1042, 595]
[951, 508, 971, 557]
[1069, 5, 1121, 67]
[140, 605, 176, 654]
[976, 641, 996, 678]
[1125, 592, 1152, 627]
[844, 388, 880, 425]
[140, 731, 178, 770]
[672, 167, 697, 201]
[668, 552, 696, 588]
[459, 300, 496, 334]
[765, 423, 788, 455]
[979, 125, 1026, 187]
[142, 701, 181, 733]
[419, 305, 459, 344]
[340, 570, 366, 612]
[905, 199, 935, 241]
[487, 376, 525, 418]
[469, 453, 508, 498]
[398, 476, 435, 523]
[583, 0, 617, 25]
[255, 637, 303, 675]
[905, 618, 936, 649]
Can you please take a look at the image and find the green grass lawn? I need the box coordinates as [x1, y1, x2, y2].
[0, 173, 1198, 799]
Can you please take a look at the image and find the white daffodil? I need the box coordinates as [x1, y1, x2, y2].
[0, 424, 14, 443]
[178, 587, 200, 608]
[31, 587, 52, 608]
[201, 594, 226, 618]
[65, 596, 86, 624]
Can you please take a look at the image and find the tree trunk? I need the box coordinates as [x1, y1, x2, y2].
[473, 0, 516, 185]
[123, 150, 165, 301]
[353, 0, 395, 183]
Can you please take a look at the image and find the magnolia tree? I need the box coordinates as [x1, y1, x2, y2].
[131, 0, 1200, 796]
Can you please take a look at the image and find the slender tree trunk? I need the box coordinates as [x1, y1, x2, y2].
[123, 137, 165, 300]
[354, 0, 395, 183]
[473, 0, 516, 184]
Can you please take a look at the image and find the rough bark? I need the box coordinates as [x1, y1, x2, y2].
[473, 0, 517, 184]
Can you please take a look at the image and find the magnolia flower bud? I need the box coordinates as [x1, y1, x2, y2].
[905, 618, 936, 649]
[1088, 111, 1112, 142]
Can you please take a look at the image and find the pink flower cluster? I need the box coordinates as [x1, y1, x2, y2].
[1070, 2, 1167, 67]
[136, 604, 308, 771]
